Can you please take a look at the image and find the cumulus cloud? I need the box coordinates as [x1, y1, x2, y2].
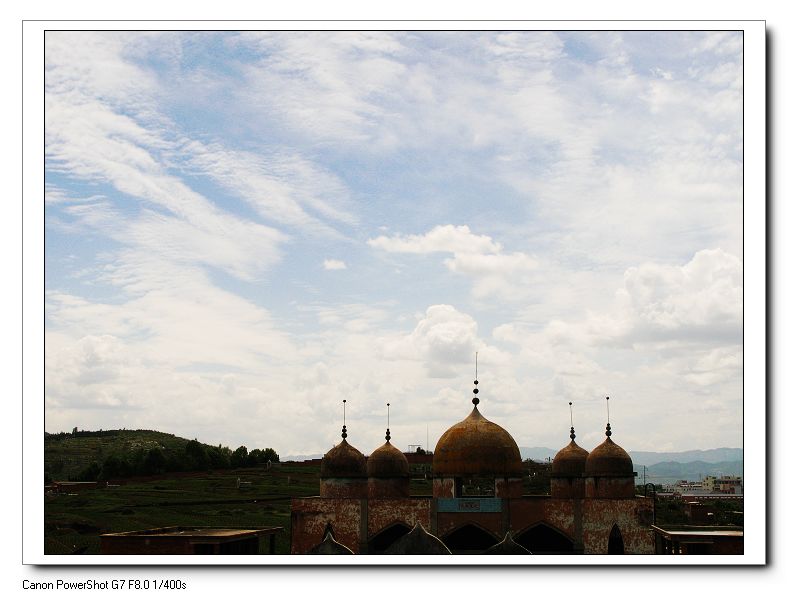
[369, 224, 501, 255]
[381, 305, 508, 378]
[323, 259, 347, 271]
[369, 225, 537, 299]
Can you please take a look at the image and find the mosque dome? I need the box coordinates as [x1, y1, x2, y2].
[433, 381, 521, 477]
[320, 438, 367, 479]
[552, 439, 589, 476]
[321, 400, 367, 480]
[585, 424, 633, 477]
[367, 436, 409, 479]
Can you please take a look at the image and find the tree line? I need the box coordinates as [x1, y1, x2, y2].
[64, 440, 279, 482]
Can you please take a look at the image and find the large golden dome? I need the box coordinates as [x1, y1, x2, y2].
[433, 405, 522, 477]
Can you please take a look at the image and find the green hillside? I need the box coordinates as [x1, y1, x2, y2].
[45, 430, 189, 481]
[44, 429, 278, 482]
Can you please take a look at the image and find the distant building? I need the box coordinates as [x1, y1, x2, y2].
[100, 526, 283, 555]
[710, 475, 743, 494]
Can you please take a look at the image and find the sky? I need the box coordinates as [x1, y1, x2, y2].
[43, 30, 743, 458]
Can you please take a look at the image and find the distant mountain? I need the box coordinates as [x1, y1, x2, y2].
[638, 460, 744, 484]
[281, 453, 324, 462]
[520, 447, 558, 461]
[518, 447, 742, 467]
[629, 448, 743, 466]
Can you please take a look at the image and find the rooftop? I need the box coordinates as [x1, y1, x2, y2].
[101, 526, 282, 539]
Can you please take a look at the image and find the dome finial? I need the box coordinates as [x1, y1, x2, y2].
[386, 403, 391, 442]
[472, 352, 480, 407]
[341, 399, 348, 440]
[605, 396, 612, 437]
[569, 401, 575, 441]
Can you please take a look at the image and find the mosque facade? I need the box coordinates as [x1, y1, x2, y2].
[290, 382, 655, 555]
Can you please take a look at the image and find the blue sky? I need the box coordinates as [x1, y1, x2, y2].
[44, 30, 743, 456]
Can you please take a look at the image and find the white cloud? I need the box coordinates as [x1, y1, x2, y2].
[322, 259, 347, 271]
[369, 225, 538, 299]
[368, 224, 501, 255]
[180, 140, 357, 236]
[381, 304, 509, 378]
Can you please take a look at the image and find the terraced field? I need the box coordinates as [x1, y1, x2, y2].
[44, 465, 320, 555]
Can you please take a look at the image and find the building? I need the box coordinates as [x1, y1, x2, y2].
[699, 475, 743, 494]
[100, 526, 283, 555]
[290, 382, 654, 554]
[653, 525, 743, 555]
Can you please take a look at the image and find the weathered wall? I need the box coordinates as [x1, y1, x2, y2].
[584, 476, 636, 499]
[550, 477, 585, 499]
[495, 477, 523, 498]
[509, 496, 553, 534]
[432, 477, 455, 498]
[320, 478, 368, 499]
[368, 478, 410, 499]
[290, 497, 362, 554]
[582, 498, 654, 554]
[367, 498, 431, 537]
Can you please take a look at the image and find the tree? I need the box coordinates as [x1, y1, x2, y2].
[248, 449, 263, 467]
[261, 447, 279, 463]
[231, 445, 249, 468]
[185, 439, 209, 471]
[99, 453, 131, 480]
[207, 446, 231, 469]
[142, 447, 166, 475]
[76, 461, 101, 481]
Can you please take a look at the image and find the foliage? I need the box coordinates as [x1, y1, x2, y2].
[45, 429, 279, 481]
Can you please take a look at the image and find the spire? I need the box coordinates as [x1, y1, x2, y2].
[605, 395, 612, 437]
[385, 402, 391, 442]
[569, 401, 575, 441]
[472, 351, 480, 407]
[341, 399, 347, 440]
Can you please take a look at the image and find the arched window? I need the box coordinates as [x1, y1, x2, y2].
[368, 523, 412, 554]
[516, 523, 574, 554]
[442, 524, 499, 553]
[608, 524, 625, 554]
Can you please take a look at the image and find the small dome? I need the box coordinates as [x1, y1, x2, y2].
[368, 441, 409, 478]
[307, 529, 354, 555]
[320, 439, 367, 479]
[384, 522, 451, 555]
[485, 531, 533, 555]
[551, 439, 589, 476]
[585, 437, 633, 477]
[433, 406, 521, 477]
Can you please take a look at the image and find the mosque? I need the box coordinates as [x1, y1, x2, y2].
[290, 377, 655, 555]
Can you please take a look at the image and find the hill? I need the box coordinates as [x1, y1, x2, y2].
[44, 429, 279, 482]
[45, 429, 196, 481]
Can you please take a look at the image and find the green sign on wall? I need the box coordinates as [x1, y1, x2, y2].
[437, 498, 502, 513]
